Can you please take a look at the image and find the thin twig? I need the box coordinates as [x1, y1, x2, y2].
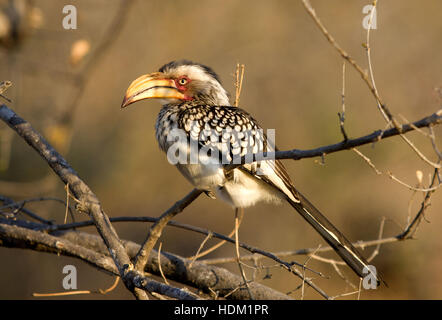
[301, 0, 394, 126]
[189, 232, 213, 267]
[366, 217, 386, 262]
[338, 62, 348, 141]
[234, 64, 245, 107]
[0, 195, 53, 224]
[157, 242, 170, 285]
[352, 148, 382, 175]
[364, 0, 388, 122]
[33, 276, 120, 297]
[188, 209, 243, 260]
[354, 147, 441, 192]
[234, 208, 254, 299]
[301, 245, 322, 300]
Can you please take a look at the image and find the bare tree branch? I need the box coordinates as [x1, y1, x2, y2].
[0, 218, 292, 300]
[225, 109, 441, 170]
[301, 0, 441, 169]
[0, 104, 152, 299]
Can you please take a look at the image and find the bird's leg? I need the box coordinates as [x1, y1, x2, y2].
[203, 190, 216, 199]
[234, 207, 254, 299]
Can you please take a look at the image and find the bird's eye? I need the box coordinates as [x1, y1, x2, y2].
[178, 77, 188, 85]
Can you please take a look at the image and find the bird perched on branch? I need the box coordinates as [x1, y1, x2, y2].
[121, 59, 380, 284]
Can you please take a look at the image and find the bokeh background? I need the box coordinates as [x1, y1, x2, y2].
[0, 0, 441, 299]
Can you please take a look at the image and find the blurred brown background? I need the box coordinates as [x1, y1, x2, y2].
[0, 0, 441, 299]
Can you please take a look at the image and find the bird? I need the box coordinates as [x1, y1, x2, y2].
[121, 59, 380, 284]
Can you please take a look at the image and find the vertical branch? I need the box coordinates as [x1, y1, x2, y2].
[364, 0, 388, 122]
[234, 207, 254, 299]
[234, 63, 245, 107]
[338, 62, 348, 141]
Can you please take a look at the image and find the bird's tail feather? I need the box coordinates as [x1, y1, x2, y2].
[287, 191, 381, 284]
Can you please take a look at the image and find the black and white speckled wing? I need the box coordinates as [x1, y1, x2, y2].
[173, 105, 301, 203]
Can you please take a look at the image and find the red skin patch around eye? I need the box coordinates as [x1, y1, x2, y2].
[174, 76, 193, 100]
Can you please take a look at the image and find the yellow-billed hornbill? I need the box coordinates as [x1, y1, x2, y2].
[122, 60, 379, 283]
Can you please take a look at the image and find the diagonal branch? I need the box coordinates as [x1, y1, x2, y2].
[0, 104, 148, 299]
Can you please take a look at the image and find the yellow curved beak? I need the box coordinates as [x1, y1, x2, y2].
[121, 72, 186, 108]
